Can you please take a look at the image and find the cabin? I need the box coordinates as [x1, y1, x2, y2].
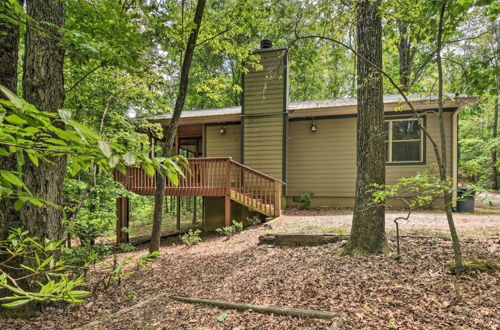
[114, 40, 475, 242]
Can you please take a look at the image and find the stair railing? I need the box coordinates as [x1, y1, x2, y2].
[114, 157, 284, 216]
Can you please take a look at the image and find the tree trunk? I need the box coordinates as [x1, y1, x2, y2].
[0, 0, 23, 241]
[21, 0, 66, 246]
[492, 21, 499, 190]
[435, 0, 462, 271]
[397, 22, 412, 92]
[343, 0, 387, 255]
[149, 0, 206, 252]
[493, 97, 499, 190]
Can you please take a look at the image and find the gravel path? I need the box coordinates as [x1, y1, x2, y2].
[271, 208, 500, 237]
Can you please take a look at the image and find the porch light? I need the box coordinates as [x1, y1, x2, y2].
[219, 126, 226, 135]
[311, 119, 317, 133]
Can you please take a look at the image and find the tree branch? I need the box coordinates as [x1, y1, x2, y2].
[65, 64, 105, 94]
[288, 35, 443, 167]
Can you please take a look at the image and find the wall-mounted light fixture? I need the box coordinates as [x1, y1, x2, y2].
[311, 119, 317, 133]
[219, 126, 226, 135]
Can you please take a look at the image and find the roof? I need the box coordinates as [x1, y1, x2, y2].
[142, 93, 476, 124]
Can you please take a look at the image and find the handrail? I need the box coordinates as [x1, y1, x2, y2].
[228, 159, 286, 185]
[114, 157, 283, 216]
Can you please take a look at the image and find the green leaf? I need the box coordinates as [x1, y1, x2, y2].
[97, 140, 112, 158]
[142, 163, 155, 177]
[167, 170, 179, 186]
[0, 148, 10, 156]
[5, 114, 28, 125]
[0, 170, 23, 186]
[108, 155, 119, 168]
[14, 199, 24, 211]
[0, 85, 23, 110]
[26, 151, 39, 166]
[217, 312, 229, 322]
[123, 152, 136, 166]
[68, 290, 91, 298]
[70, 162, 81, 176]
[58, 109, 72, 123]
[44, 138, 68, 146]
[2, 299, 32, 308]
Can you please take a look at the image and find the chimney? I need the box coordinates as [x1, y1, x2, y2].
[241, 40, 288, 183]
[260, 38, 272, 49]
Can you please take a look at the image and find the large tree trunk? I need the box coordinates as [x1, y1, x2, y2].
[0, 0, 23, 241]
[343, 0, 387, 255]
[21, 0, 66, 245]
[149, 0, 206, 252]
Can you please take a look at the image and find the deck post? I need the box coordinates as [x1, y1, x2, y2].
[202, 197, 205, 228]
[116, 197, 130, 244]
[192, 196, 197, 223]
[176, 196, 181, 231]
[274, 181, 281, 217]
[224, 159, 232, 226]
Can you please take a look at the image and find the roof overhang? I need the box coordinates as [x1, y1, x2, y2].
[145, 95, 478, 127]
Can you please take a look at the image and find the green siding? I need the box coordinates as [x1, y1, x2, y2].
[287, 112, 453, 198]
[205, 124, 241, 162]
[243, 49, 287, 181]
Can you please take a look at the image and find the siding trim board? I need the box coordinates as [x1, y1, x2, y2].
[282, 50, 289, 194]
[288, 107, 457, 122]
[241, 68, 245, 164]
[206, 121, 241, 126]
[203, 124, 206, 156]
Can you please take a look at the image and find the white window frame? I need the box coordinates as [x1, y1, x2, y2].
[385, 117, 424, 164]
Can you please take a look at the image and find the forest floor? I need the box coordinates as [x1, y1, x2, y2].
[3, 210, 499, 329]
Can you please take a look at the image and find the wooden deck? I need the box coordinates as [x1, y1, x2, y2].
[114, 157, 284, 242]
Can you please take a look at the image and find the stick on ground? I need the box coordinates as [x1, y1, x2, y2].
[169, 295, 337, 320]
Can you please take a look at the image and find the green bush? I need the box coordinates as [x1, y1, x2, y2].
[215, 220, 244, 236]
[299, 194, 311, 210]
[181, 229, 202, 245]
[0, 228, 91, 308]
[69, 209, 116, 246]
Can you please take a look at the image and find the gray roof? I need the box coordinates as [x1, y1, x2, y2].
[142, 93, 464, 120]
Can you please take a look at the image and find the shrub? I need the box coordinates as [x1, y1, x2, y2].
[299, 194, 311, 210]
[181, 229, 202, 245]
[215, 220, 244, 236]
[0, 228, 91, 308]
[69, 209, 116, 246]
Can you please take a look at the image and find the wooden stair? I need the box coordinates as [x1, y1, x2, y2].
[230, 190, 275, 217]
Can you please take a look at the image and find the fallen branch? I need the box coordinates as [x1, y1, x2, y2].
[169, 295, 337, 320]
[259, 233, 348, 246]
[74, 294, 167, 329]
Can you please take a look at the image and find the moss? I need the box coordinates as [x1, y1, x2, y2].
[445, 258, 500, 274]
[324, 227, 349, 235]
[298, 225, 348, 235]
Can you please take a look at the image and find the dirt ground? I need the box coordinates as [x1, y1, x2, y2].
[2, 217, 499, 329]
[271, 208, 500, 237]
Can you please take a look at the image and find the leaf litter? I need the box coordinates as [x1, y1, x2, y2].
[1, 226, 498, 329]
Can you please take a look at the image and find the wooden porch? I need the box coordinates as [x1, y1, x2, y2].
[114, 157, 284, 242]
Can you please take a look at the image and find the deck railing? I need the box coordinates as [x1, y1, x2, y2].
[114, 157, 284, 216]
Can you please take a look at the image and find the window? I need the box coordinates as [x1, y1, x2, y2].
[385, 118, 424, 163]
